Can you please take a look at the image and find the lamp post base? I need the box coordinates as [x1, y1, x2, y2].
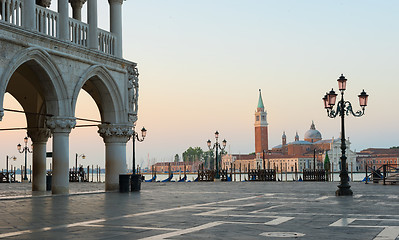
[131, 174, 142, 192]
[335, 186, 353, 196]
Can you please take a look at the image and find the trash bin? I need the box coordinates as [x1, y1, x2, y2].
[119, 174, 131, 192]
[131, 174, 141, 192]
[46, 175, 52, 191]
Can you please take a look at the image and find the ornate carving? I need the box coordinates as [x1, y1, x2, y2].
[36, 0, 52, 8]
[69, 0, 86, 8]
[46, 117, 76, 133]
[127, 65, 139, 123]
[98, 124, 134, 140]
[27, 128, 52, 143]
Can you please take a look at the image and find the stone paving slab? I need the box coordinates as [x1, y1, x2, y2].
[0, 181, 398, 239]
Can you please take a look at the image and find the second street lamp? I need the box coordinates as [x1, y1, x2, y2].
[132, 127, 147, 174]
[323, 74, 369, 196]
[17, 137, 32, 181]
[207, 131, 227, 180]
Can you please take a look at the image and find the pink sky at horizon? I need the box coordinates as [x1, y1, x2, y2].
[1, 1, 398, 170]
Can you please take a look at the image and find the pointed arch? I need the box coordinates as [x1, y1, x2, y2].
[72, 65, 125, 124]
[0, 47, 70, 118]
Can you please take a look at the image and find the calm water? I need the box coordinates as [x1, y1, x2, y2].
[10, 171, 368, 183]
[142, 172, 368, 182]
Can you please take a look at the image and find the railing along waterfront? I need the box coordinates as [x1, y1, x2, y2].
[35, 5, 58, 37]
[0, 0, 23, 26]
[98, 28, 115, 55]
[69, 18, 88, 47]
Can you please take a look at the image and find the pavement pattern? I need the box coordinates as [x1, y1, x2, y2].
[0, 181, 398, 239]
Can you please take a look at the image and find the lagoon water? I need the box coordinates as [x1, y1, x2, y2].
[142, 172, 367, 182]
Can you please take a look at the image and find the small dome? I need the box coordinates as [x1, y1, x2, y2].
[304, 121, 322, 143]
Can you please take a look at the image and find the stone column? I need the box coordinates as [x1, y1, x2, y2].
[98, 124, 133, 191]
[108, 0, 123, 57]
[58, 0, 69, 40]
[24, 0, 36, 30]
[69, 0, 86, 21]
[88, 0, 98, 49]
[27, 128, 51, 191]
[46, 117, 76, 194]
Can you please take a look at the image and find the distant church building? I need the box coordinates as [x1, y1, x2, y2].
[222, 90, 357, 173]
[254, 89, 268, 154]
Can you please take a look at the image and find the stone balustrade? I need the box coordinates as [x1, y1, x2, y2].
[0, 0, 23, 26]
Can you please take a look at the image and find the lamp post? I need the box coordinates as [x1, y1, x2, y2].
[17, 137, 32, 181]
[323, 74, 369, 196]
[132, 127, 147, 174]
[75, 153, 86, 172]
[6, 155, 16, 173]
[207, 131, 227, 179]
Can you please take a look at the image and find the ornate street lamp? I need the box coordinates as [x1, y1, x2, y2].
[75, 153, 86, 172]
[132, 127, 146, 174]
[6, 155, 16, 173]
[323, 74, 369, 196]
[207, 131, 227, 179]
[17, 137, 32, 181]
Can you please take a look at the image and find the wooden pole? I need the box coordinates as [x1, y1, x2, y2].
[239, 163, 241, 182]
[285, 163, 287, 182]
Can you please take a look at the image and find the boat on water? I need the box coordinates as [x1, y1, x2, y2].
[177, 175, 187, 182]
[145, 175, 156, 182]
[161, 174, 174, 182]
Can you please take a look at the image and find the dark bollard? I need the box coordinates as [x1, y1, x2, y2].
[119, 174, 131, 192]
[131, 174, 141, 192]
[46, 175, 52, 191]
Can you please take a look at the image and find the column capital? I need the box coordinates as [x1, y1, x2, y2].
[27, 128, 52, 143]
[46, 117, 76, 133]
[108, 0, 124, 4]
[69, 0, 86, 8]
[36, 0, 52, 8]
[98, 124, 133, 143]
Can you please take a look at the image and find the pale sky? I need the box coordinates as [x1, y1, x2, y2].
[1, 1, 398, 170]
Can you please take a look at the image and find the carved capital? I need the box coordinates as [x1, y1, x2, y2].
[27, 128, 51, 143]
[98, 124, 133, 143]
[69, 0, 86, 9]
[46, 117, 76, 133]
[108, 0, 124, 4]
[36, 0, 52, 8]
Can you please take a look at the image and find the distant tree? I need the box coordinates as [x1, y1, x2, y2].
[174, 154, 180, 163]
[182, 147, 204, 164]
[390, 146, 399, 149]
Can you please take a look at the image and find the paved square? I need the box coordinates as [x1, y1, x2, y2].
[0, 182, 398, 239]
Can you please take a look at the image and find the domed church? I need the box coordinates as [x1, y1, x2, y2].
[222, 90, 357, 173]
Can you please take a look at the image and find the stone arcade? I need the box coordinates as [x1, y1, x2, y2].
[0, 0, 138, 194]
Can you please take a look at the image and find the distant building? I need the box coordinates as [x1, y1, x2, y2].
[221, 90, 357, 172]
[356, 148, 399, 171]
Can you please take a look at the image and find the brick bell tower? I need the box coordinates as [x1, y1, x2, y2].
[255, 89, 268, 154]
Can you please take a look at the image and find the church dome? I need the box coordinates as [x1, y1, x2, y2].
[304, 121, 322, 143]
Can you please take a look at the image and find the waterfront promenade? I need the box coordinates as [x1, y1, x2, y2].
[0, 182, 398, 239]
